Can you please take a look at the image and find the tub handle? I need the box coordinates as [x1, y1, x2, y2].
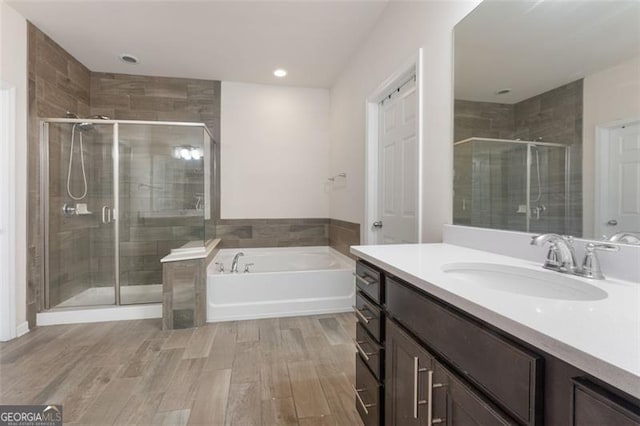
[352, 306, 374, 324]
[243, 263, 254, 273]
[353, 339, 375, 361]
[353, 272, 374, 286]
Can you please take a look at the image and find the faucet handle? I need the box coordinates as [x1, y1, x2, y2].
[215, 262, 224, 273]
[243, 263, 254, 273]
[576, 243, 619, 280]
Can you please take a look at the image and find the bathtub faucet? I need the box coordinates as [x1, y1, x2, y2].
[231, 252, 245, 273]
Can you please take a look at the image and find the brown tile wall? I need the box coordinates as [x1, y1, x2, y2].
[454, 100, 514, 142]
[328, 219, 361, 259]
[216, 219, 330, 249]
[27, 23, 93, 322]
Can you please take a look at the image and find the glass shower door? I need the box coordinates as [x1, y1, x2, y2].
[45, 122, 116, 308]
[117, 123, 205, 305]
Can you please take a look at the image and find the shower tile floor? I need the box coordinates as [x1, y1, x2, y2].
[55, 284, 163, 307]
[0, 313, 361, 425]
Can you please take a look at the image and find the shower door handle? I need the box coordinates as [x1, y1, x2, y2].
[102, 206, 112, 224]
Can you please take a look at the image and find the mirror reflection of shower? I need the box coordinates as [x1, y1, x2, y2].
[62, 112, 110, 216]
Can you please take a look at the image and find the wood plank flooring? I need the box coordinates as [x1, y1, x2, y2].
[0, 313, 362, 426]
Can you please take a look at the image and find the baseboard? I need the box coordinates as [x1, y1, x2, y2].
[16, 321, 29, 337]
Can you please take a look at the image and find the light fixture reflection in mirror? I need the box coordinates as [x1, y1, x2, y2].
[172, 145, 203, 161]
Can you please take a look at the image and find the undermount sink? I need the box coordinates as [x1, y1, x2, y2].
[441, 263, 608, 301]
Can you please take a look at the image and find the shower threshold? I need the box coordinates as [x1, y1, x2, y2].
[55, 284, 163, 307]
[36, 285, 163, 326]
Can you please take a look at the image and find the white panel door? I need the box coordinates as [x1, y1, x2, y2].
[602, 122, 640, 236]
[376, 79, 418, 244]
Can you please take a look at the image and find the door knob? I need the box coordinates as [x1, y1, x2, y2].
[372, 221, 383, 228]
[607, 220, 618, 226]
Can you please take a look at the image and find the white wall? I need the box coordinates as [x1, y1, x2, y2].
[221, 82, 331, 218]
[0, 0, 28, 338]
[583, 56, 640, 235]
[329, 1, 480, 242]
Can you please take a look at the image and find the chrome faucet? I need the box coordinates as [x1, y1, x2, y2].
[230, 252, 244, 273]
[532, 234, 620, 280]
[530, 234, 578, 273]
[607, 232, 640, 245]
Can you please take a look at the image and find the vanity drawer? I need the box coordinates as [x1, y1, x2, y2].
[355, 322, 383, 380]
[355, 352, 382, 426]
[571, 378, 640, 426]
[355, 291, 383, 343]
[386, 277, 542, 426]
[355, 261, 384, 305]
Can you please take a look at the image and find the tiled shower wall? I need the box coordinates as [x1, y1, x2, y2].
[27, 23, 93, 322]
[27, 23, 221, 324]
[453, 80, 583, 236]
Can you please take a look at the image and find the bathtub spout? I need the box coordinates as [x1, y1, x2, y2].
[231, 252, 245, 273]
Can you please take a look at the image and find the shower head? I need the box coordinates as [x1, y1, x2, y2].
[76, 115, 110, 132]
[77, 122, 94, 132]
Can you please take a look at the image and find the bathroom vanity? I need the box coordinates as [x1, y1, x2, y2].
[351, 244, 640, 426]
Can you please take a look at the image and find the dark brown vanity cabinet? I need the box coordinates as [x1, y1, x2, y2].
[386, 319, 516, 426]
[355, 258, 640, 426]
[354, 260, 385, 426]
[571, 378, 640, 426]
[385, 319, 434, 425]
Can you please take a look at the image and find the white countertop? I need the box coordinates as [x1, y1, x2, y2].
[351, 243, 640, 399]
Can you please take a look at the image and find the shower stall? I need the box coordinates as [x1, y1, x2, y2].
[453, 137, 570, 234]
[41, 118, 216, 310]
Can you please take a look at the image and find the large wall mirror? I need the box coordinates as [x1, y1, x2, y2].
[453, 0, 640, 244]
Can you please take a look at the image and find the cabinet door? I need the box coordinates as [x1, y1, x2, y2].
[432, 362, 517, 426]
[572, 378, 640, 426]
[385, 319, 434, 426]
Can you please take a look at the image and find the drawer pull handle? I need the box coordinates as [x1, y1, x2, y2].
[352, 306, 374, 324]
[353, 339, 375, 361]
[413, 357, 429, 419]
[427, 370, 447, 425]
[352, 384, 375, 415]
[353, 272, 375, 286]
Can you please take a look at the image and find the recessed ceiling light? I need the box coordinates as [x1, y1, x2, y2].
[119, 53, 140, 65]
[495, 88, 511, 95]
[273, 68, 287, 78]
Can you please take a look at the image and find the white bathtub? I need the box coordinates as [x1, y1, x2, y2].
[207, 246, 355, 322]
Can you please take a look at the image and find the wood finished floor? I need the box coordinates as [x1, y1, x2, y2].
[0, 313, 363, 426]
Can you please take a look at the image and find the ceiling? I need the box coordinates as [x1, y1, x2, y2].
[8, 0, 390, 88]
[454, 0, 640, 103]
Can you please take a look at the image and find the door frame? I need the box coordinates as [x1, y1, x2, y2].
[593, 117, 640, 237]
[0, 85, 17, 341]
[364, 49, 423, 244]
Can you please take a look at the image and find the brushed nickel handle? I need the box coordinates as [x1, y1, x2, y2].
[353, 339, 375, 361]
[353, 273, 374, 286]
[413, 357, 428, 419]
[352, 384, 375, 415]
[372, 221, 383, 228]
[352, 306, 373, 324]
[427, 370, 446, 425]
